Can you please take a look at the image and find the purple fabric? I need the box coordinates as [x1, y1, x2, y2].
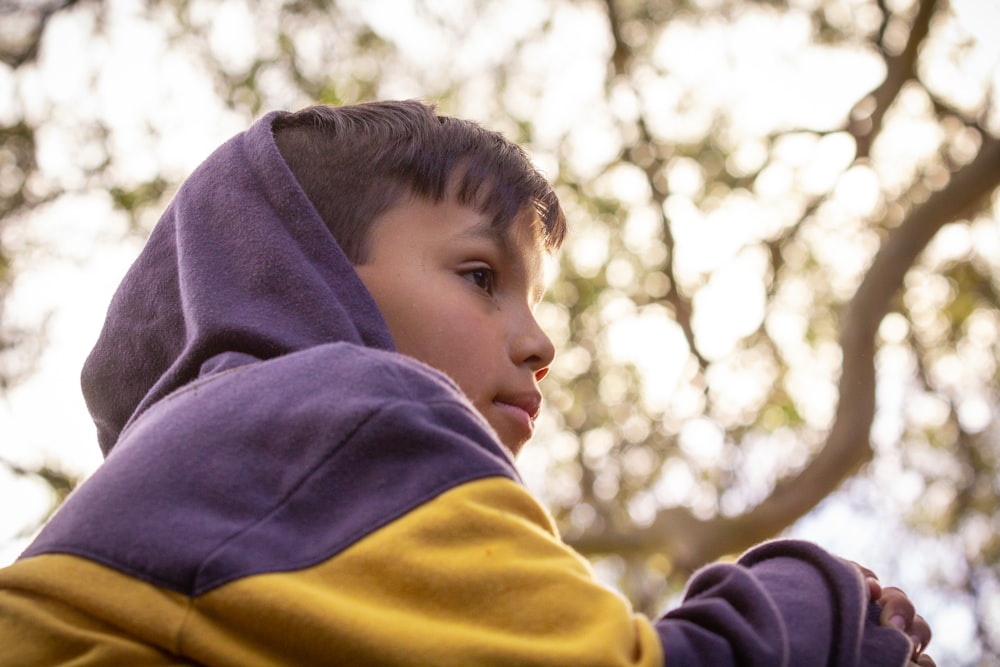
[80, 111, 393, 456]
[655, 539, 912, 666]
[25, 344, 516, 595]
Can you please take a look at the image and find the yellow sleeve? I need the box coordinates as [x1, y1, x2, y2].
[184, 476, 664, 666]
[0, 477, 663, 666]
[0, 555, 191, 665]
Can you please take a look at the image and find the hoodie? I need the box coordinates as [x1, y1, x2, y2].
[0, 110, 911, 666]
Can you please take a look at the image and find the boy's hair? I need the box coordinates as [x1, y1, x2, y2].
[273, 100, 566, 263]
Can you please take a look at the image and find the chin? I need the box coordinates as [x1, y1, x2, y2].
[501, 437, 528, 459]
[488, 428, 522, 459]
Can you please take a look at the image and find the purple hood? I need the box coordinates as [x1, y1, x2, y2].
[81, 112, 394, 455]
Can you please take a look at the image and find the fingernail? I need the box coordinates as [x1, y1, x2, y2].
[890, 615, 906, 630]
[910, 634, 922, 651]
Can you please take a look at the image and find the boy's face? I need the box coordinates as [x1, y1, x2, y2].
[355, 196, 555, 458]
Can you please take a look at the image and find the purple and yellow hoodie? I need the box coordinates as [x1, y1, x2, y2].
[0, 112, 911, 666]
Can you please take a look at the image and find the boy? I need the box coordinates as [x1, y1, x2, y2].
[0, 100, 933, 665]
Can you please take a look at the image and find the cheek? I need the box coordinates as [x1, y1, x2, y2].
[434, 327, 489, 377]
[392, 306, 483, 370]
[423, 316, 498, 399]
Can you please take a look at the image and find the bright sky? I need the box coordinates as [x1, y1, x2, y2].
[1, 0, 998, 661]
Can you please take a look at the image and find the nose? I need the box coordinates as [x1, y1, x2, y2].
[511, 308, 556, 380]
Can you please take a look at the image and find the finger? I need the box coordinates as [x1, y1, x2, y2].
[848, 561, 881, 599]
[866, 576, 882, 601]
[915, 653, 936, 667]
[850, 561, 878, 581]
[879, 587, 916, 630]
[909, 614, 932, 655]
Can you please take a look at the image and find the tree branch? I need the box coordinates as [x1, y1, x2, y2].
[0, 0, 83, 68]
[568, 133, 1000, 573]
[848, 0, 938, 159]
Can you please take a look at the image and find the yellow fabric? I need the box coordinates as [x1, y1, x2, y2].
[0, 555, 190, 664]
[0, 477, 663, 666]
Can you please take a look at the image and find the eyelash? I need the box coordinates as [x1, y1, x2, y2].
[464, 266, 497, 296]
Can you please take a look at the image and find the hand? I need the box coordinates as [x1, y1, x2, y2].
[879, 586, 934, 666]
[850, 562, 934, 666]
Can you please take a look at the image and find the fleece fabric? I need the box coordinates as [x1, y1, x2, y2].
[0, 110, 911, 666]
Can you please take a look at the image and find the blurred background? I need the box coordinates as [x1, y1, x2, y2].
[1, 0, 998, 663]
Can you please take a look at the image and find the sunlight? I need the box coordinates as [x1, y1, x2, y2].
[606, 304, 689, 413]
[691, 249, 767, 358]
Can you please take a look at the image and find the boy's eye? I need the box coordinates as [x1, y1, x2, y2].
[464, 267, 496, 295]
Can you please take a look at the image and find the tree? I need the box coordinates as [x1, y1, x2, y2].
[1, 0, 997, 663]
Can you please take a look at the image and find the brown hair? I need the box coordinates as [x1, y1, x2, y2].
[273, 100, 566, 263]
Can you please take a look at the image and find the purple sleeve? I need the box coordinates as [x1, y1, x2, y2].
[652, 539, 911, 666]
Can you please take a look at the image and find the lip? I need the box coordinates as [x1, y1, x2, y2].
[492, 391, 542, 436]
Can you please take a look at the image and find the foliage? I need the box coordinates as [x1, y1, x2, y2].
[1, 0, 998, 662]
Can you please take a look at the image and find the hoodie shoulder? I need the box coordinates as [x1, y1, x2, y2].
[26, 344, 517, 596]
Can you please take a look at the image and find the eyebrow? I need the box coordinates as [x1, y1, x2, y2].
[458, 217, 511, 252]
